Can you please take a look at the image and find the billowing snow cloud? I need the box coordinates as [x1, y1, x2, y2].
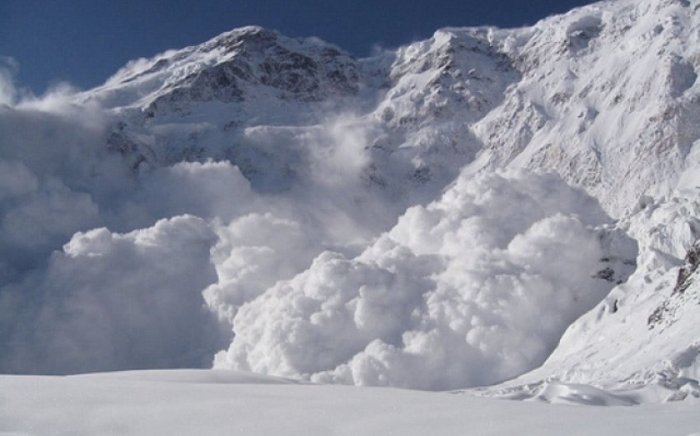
[3, 216, 224, 374]
[203, 213, 323, 324]
[0, 96, 234, 372]
[0, 93, 387, 373]
[0, 113, 265, 373]
[214, 171, 637, 390]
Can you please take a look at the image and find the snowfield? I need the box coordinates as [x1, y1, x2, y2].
[0, 370, 698, 436]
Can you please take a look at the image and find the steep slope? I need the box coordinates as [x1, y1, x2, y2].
[468, 0, 700, 216]
[473, 195, 700, 403]
[460, 0, 700, 402]
[84, 24, 523, 205]
[85, 0, 700, 217]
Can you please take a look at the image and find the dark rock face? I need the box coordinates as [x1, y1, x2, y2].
[148, 27, 360, 113]
[648, 240, 700, 330]
[674, 241, 700, 295]
[595, 267, 616, 282]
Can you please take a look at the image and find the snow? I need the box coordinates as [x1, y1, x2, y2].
[216, 170, 636, 390]
[18, 216, 224, 373]
[482, 193, 700, 401]
[468, 0, 700, 216]
[1, 370, 699, 436]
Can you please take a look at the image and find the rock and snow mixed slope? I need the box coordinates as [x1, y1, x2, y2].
[0, 0, 699, 406]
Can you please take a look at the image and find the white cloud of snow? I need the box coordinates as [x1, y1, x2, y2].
[214, 171, 637, 390]
[203, 213, 323, 325]
[3, 215, 224, 374]
[0, 114, 259, 373]
[0, 96, 637, 384]
[0, 94, 388, 374]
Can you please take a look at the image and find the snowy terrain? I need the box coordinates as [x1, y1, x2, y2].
[1, 370, 699, 436]
[1, 0, 700, 431]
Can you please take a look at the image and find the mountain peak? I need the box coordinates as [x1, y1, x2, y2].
[89, 25, 359, 114]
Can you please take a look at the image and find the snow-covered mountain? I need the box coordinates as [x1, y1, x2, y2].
[0, 0, 699, 405]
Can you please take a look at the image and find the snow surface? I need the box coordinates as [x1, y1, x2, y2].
[478, 193, 700, 402]
[1, 370, 699, 436]
[0, 0, 699, 420]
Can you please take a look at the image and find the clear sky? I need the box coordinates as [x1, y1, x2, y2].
[1, 0, 597, 94]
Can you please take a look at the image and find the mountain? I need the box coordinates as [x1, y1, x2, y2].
[0, 0, 698, 404]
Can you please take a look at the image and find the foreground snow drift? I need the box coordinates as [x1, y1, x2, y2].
[1, 370, 699, 436]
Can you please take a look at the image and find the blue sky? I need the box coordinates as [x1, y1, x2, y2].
[1, 0, 597, 94]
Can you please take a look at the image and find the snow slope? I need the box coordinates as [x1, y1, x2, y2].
[477, 194, 700, 403]
[0, 0, 699, 409]
[467, 0, 700, 216]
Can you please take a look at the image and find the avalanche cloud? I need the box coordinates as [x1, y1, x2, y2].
[0, 81, 635, 388]
[215, 171, 636, 390]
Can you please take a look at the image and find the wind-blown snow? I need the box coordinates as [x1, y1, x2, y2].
[215, 171, 636, 389]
